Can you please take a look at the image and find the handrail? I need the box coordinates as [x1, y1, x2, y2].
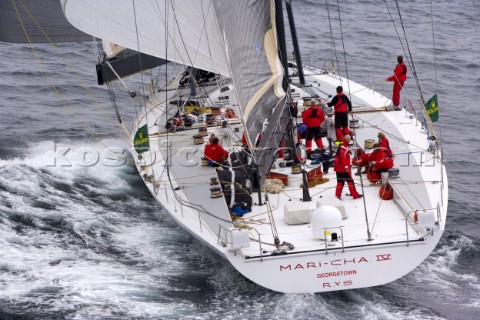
[322, 227, 345, 254]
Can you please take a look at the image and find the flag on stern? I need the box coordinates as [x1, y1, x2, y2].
[425, 94, 439, 122]
[134, 124, 150, 153]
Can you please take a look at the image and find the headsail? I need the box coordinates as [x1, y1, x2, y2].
[62, 0, 288, 182]
[211, 0, 287, 182]
[61, 0, 230, 76]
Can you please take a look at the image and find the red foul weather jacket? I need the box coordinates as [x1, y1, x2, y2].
[373, 148, 394, 171]
[328, 93, 352, 113]
[204, 144, 228, 162]
[302, 105, 325, 127]
[378, 137, 393, 158]
[387, 62, 407, 84]
[334, 144, 352, 173]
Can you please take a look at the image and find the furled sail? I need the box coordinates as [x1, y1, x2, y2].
[0, 0, 90, 43]
[211, 0, 287, 182]
[61, 0, 230, 76]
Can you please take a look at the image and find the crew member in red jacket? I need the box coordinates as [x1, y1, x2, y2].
[386, 55, 407, 107]
[302, 99, 325, 157]
[204, 137, 229, 166]
[377, 132, 392, 154]
[328, 86, 352, 142]
[333, 135, 362, 200]
[369, 132, 394, 182]
[353, 144, 379, 175]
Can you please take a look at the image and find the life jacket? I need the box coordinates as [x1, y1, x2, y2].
[334, 93, 349, 113]
[374, 149, 394, 171]
[302, 106, 325, 127]
[399, 62, 407, 81]
[394, 63, 407, 82]
[334, 144, 350, 172]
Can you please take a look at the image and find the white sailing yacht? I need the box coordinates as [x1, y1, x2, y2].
[4, 0, 448, 293]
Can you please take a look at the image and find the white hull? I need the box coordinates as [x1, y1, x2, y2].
[132, 67, 448, 293]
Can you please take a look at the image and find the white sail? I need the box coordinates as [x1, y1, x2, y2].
[61, 0, 230, 75]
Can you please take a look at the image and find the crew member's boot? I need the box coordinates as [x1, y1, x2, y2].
[347, 181, 363, 199]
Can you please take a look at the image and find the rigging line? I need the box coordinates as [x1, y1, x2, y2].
[383, 1, 408, 69]
[14, 0, 133, 145]
[168, 0, 201, 72]
[105, 60, 134, 95]
[196, 0, 223, 98]
[325, 0, 341, 77]
[157, 4, 226, 223]
[382, 1, 416, 106]
[335, 0, 349, 88]
[132, 1, 147, 99]
[382, 1, 419, 108]
[12, 0, 133, 157]
[294, 0, 330, 65]
[429, 0, 444, 191]
[335, 0, 369, 234]
[430, 0, 438, 91]
[393, 0, 436, 147]
[354, 114, 425, 149]
[95, 39, 124, 125]
[146, 0, 191, 69]
[265, 196, 280, 246]
[350, 0, 391, 60]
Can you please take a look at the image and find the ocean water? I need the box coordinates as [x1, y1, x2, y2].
[0, 1, 479, 319]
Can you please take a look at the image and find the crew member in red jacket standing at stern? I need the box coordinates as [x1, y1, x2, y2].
[302, 99, 325, 158]
[334, 135, 362, 200]
[386, 55, 407, 108]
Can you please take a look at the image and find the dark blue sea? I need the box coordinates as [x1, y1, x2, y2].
[0, 1, 479, 319]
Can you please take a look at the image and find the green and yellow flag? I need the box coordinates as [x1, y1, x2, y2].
[425, 94, 439, 122]
[134, 124, 150, 153]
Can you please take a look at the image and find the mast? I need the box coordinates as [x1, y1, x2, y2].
[285, 0, 305, 86]
[274, 0, 289, 91]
